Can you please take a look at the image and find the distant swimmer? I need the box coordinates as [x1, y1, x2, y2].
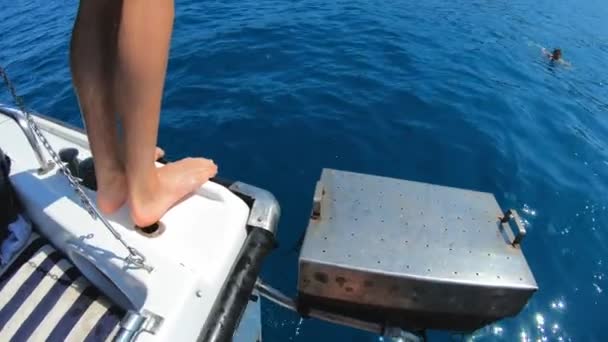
[547, 48, 562, 60]
[542, 47, 571, 66]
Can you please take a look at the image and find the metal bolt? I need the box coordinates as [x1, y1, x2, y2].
[196, 290, 203, 298]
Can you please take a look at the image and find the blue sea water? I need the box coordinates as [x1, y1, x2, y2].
[2, 0, 608, 341]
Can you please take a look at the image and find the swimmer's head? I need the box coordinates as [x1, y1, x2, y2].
[552, 48, 562, 60]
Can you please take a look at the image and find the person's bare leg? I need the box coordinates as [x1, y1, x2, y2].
[122, 147, 165, 163]
[114, 0, 216, 227]
[70, 0, 127, 214]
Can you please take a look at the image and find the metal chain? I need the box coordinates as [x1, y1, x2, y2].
[0, 67, 153, 272]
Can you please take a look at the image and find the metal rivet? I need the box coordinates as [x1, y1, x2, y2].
[196, 290, 203, 298]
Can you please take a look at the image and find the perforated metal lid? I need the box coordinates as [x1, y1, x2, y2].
[303, 169, 536, 287]
[298, 169, 537, 331]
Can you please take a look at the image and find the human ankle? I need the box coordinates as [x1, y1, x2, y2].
[127, 169, 160, 203]
[96, 170, 127, 214]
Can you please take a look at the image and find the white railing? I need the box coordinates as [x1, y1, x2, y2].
[0, 104, 54, 174]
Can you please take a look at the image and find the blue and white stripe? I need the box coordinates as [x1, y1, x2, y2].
[0, 236, 124, 342]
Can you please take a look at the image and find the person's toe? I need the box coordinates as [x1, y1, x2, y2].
[155, 147, 165, 161]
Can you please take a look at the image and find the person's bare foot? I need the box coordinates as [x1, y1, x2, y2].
[95, 146, 164, 215]
[97, 169, 128, 214]
[129, 157, 217, 227]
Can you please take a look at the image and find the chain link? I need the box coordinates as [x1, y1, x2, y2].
[1, 66, 152, 272]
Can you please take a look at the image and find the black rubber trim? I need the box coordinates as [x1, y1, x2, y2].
[198, 227, 275, 342]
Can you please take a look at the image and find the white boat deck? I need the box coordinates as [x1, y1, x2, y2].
[0, 111, 257, 341]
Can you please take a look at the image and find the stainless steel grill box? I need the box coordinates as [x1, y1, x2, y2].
[297, 169, 537, 332]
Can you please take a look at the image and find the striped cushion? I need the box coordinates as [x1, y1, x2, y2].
[0, 235, 124, 342]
